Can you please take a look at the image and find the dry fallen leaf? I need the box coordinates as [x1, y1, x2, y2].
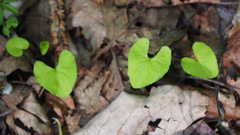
[74, 85, 209, 135]
[0, 57, 31, 75]
[2, 85, 32, 110]
[70, 0, 107, 54]
[6, 113, 28, 135]
[44, 92, 67, 117]
[0, 99, 9, 135]
[26, 76, 42, 94]
[101, 53, 124, 101]
[60, 95, 76, 110]
[74, 61, 110, 114]
[114, 0, 221, 7]
[14, 110, 52, 134]
[222, 5, 240, 83]
[18, 92, 50, 124]
[65, 113, 81, 134]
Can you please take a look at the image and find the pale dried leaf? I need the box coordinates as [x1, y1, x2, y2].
[60, 95, 76, 110]
[27, 76, 41, 94]
[15, 126, 30, 135]
[2, 85, 32, 110]
[74, 85, 209, 135]
[101, 53, 124, 101]
[71, 0, 107, 54]
[0, 57, 31, 75]
[5, 113, 17, 134]
[74, 61, 110, 115]
[218, 92, 240, 119]
[0, 99, 8, 135]
[230, 4, 240, 36]
[222, 5, 240, 72]
[6, 112, 37, 134]
[44, 92, 67, 116]
[19, 92, 50, 124]
[74, 71, 110, 114]
[66, 113, 81, 134]
[14, 110, 52, 134]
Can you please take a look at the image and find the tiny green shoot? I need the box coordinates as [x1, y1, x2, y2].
[0, 0, 19, 36]
[6, 16, 18, 28]
[5, 37, 77, 98]
[181, 42, 218, 78]
[2, 24, 9, 35]
[52, 117, 63, 135]
[34, 50, 77, 98]
[40, 41, 49, 55]
[6, 37, 29, 57]
[128, 38, 172, 88]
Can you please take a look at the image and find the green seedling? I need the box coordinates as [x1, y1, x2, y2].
[6, 37, 29, 57]
[6, 16, 18, 28]
[181, 42, 218, 78]
[2, 24, 9, 35]
[128, 38, 219, 88]
[0, 0, 19, 36]
[3, 16, 18, 35]
[128, 38, 171, 88]
[6, 37, 77, 97]
[40, 41, 49, 55]
[0, 0, 18, 24]
[2, 16, 18, 36]
[52, 117, 62, 135]
[34, 50, 77, 98]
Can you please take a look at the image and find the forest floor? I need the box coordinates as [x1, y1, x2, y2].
[0, 0, 240, 135]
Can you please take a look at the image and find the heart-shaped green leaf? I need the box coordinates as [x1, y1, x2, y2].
[34, 50, 77, 97]
[6, 16, 18, 28]
[6, 37, 29, 57]
[181, 42, 218, 78]
[39, 41, 49, 55]
[128, 38, 171, 88]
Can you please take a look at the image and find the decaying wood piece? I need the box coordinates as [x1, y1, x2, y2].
[49, 0, 68, 46]
[48, 0, 69, 51]
[48, 0, 79, 59]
